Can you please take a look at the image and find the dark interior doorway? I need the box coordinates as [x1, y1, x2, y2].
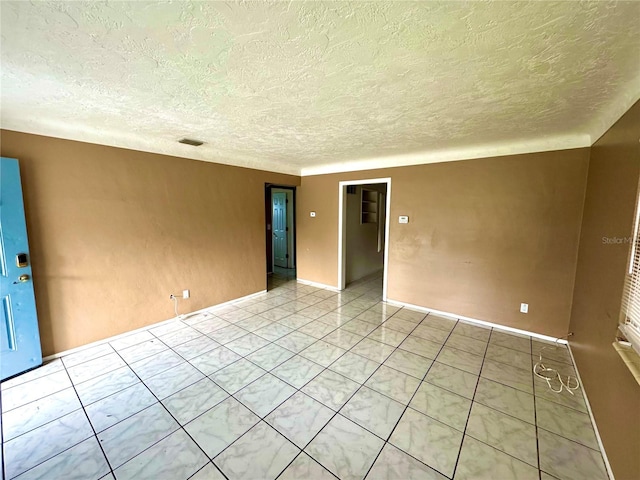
[265, 184, 297, 282]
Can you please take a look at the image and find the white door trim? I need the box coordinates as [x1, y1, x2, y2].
[338, 178, 391, 301]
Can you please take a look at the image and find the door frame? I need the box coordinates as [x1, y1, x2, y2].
[265, 184, 297, 274]
[338, 178, 391, 300]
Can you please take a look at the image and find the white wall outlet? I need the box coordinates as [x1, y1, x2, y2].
[183, 289, 190, 299]
[520, 303, 528, 313]
[310, 211, 316, 217]
[399, 215, 409, 224]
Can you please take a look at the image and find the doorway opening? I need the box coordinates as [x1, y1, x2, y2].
[338, 178, 391, 300]
[265, 184, 296, 288]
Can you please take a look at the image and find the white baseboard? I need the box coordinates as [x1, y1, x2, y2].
[567, 345, 615, 480]
[43, 289, 267, 362]
[385, 298, 568, 345]
[296, 278, 341, 292]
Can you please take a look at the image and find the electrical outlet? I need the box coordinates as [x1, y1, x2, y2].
[183, 289, 190, 299]
[520, 303, 529, 314]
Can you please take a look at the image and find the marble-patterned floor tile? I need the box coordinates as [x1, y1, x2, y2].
[235, 373, 297, 417]
[328, 352, 380, 384]
[323, 329, 364, 350]
[367, 443, 447, 480]
[129, 350, 185, 381]
[474, 377, 535, 424]
[454, 435, 538, 480]
[246, 343, 295, 371]
[266, 392, 334, 448]
[189, 347, 241, 376]
[110, 331, 155, 351]
[298, 319, 338, 339]
[260, 308, 298, 323]
[485, 343, 532, 371]
[278, 313, 314, 329]
[298, 305, 333, 320]
[1, 359, 64, 390]
[224, 333, 270, 356]
[538, 429, 608, 480]
[445, 333, 488, 357]
[3, 410, 94, 479]
[184, 397, 259, 459]
[149, 320, 187, 337]
[275, 331, 318, 353]
[189, 463, 226, 480]
[173, 335, 220, 361]
[384, 349, 433, 379]
[365, 365, 421, 404]
[533, 375, 587, 413]
[235, 315, 273, 332]
[114, 428, 208, 480]
[85, 382, 157, 432]
[2, 387, 80, 441]
[61, 343, 114, 369]
[253, 322, 294, 342]
[421, 314, 457, 333]
[389, 408, 463, 478]
[302, 370, 360, 411]
[435, 346, 483, 375]
[409, 382, 471, 431]
[162, 378, 228, 425]
[118, 338, 168, 364]
[534, 356, 577, 379]
[381, 317, 416, 334]
[14, 436, 109, 480]
[367, 326, 409, 347]
[98, 403, 179, 468]
[532, 340, 573, 365]
[536, 397, 598, 450]
[334, 304, 368, 319]
[340, 319, 378, 336]
[356, 309, 390, 326]
[210, 359, 267, 394]
[489, 330, 531, 354]
[424, 362, 478, 399]
[481, 359, 533, 394]
[218, 309, 255, 323]
[278, 453, 336, 480]
[299, 340, 348, 367]
[191, 317, 232, 336]
[207, 325, 249, 344]
[67, 352, 127, 384]
[158, 326, 203, 349]
[341, 386, 405, 439]
[214, 421, 299, 480]
[452, 321, 491, 341]
[369, 303, 401, 316]
[409, 324, 450, 344]
[144, 361, 205, 399]
[466, 403, 538, 467]
[242, 301, 277, 314]
[306, 414, 384, 480]
[271, 355, 325, 389]
[398, 336, 442, 360]
[75, 366, 139, 406]
[1, 369, 72, 411]
[351, 338, 395, 363]
[391, 308, 426, 323]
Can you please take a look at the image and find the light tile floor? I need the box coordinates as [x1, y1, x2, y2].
[0, 272, 608, 480]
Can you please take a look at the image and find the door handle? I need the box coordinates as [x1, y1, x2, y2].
[273, 233, 278, 237]
[13, 274, 30, 284]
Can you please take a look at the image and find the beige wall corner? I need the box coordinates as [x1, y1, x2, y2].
[0, 130, 300, 356]
[298, 148, 589, 338]
[568, 100, 640, 480]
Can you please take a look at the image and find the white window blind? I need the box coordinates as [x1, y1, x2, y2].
[620, 186, 640, 353]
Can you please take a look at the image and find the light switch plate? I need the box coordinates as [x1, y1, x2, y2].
[399, 216, 409, 224]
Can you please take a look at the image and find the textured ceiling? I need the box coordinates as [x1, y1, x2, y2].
[1, 1, 639, 175]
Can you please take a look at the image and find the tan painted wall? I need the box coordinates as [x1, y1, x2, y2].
[569, 101, 640, 480]
[298, 149, 589, 338]
[0, 130, 299, 356]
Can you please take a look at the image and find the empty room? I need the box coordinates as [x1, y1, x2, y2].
[1, 1, 639, 480]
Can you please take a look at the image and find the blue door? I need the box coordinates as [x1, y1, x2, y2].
[1, 157, 42, 380]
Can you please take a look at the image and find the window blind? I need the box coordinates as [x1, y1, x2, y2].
[620, 184, 640, 353]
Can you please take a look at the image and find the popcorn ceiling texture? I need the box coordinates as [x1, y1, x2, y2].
[1, 1, 639, 175]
